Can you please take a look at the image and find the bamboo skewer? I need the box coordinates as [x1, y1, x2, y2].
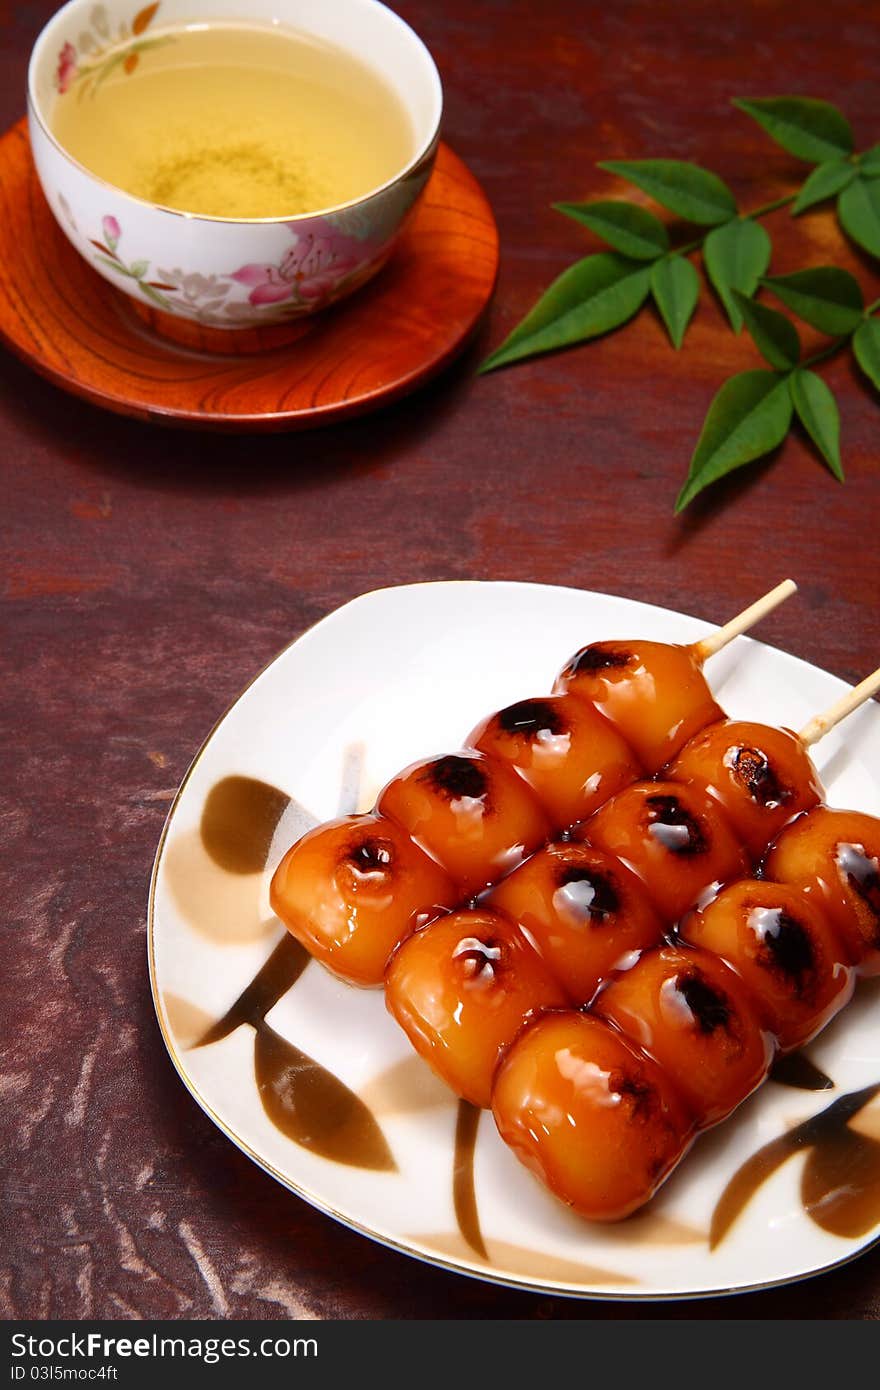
[799, 666, 880, 748]
[691, 579, 798, 664]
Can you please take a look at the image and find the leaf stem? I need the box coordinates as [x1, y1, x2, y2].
[674, 193, 797, 257]
[802, 336, 851, 369]
[866, 297, 880, 316]
[746, 194, 797, 218]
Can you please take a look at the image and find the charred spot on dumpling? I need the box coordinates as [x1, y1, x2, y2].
[676, 969, 732, 1034]
[346, 837, 394, 874]
[554, 865, 620, 922]
[727, 744, 790, 809]
[497, 699, 566, 740]
[753, 909, 817, 999]
[612, 1071, 659, 1123]
[568, 645, 633, 675]
[424, 755, 489, 802]
[645, 794, 708, 856]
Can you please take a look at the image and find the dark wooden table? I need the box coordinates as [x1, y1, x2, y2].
[3, 0, 879, 1321]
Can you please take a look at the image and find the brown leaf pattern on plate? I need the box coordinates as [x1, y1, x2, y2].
[161, 991, 214, 1050]
[200, 775, 292, 874]
[360, 1054, 455, 1116]
[193, 923, 396, 1171]
[190, 762, 395, 1171]
[711, 1081, 880, 1249]
[255, 1025, 396, 1172]
[801, 1127, 880, 1238]
[601, 1211, 706, 1245]
[164, 835, 276, 945]
[195, 935, 310, 1048]
[453, 1101, 487, 1258]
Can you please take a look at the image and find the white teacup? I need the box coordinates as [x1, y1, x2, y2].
[28, 0, 442, 332]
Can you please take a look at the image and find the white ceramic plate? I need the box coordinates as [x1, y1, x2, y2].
[148, 581, 880, 1299]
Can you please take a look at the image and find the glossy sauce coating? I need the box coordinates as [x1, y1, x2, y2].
[270, 813, 457, 986]
[763, 807, 880, 976]
[554, 639, 723, 773]
[467, 693, 642, 830]
[666, 719, 823, 857]
[594, 944, 773, 1125]
[680, 880, 854, 1050]
[579, 780, 749, 924]
[384, 908, 568, 1108]
[492, 1012, 693, 1221]
[377, 750, 551, 897]
[487, 841, 663, 1006]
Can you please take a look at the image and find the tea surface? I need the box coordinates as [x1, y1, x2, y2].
[50, 22, 414, 218]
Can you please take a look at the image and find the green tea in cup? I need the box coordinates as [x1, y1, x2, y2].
[50, 21, 415, 219]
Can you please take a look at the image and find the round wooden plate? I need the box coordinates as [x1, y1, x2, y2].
[0, 120, 498, 431]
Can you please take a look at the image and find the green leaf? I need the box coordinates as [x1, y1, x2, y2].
[793, 158, 856, 214]
[703, 219, 772, 330]
[479, 253, 651, 372]
[598, 159, 736, 226]
[761, 267, 864, 334]
[651, 255, 700, 349]
[553, 200, 669, 260]
[859, 144, 880, 176]
[732, 290, 800, 369]
[853, 318, 880, 391]
[732, 96, 854, 164]
[789, 368, 844, 480]
[139, 283, 172, 309]
[130, 259, 149, 279]
[837, 176, 880, 257]
[676, 370, 793, 511]
[95, 255, 133, 277]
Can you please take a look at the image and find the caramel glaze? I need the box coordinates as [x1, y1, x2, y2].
[764, 809, 880, 972]
[838, 844, 880, 929]
[214, 675, 876, 1220]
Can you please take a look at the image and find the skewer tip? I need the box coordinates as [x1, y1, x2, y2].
[692, 579, 798, 664]
[799, 666, 880, 747]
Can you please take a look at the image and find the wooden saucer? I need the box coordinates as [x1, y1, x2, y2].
[0, 120, 498, 430]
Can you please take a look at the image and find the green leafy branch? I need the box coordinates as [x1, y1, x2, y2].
[479, 96, 880, 510]
[678, 273, 880, 509]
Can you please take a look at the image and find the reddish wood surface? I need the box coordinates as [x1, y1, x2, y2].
[2, 0, 879, 1321]
[0, 125, 498, 427]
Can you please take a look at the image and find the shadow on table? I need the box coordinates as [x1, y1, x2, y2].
[2, 333, 485, 501]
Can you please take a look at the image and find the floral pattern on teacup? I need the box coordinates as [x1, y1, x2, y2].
[231, 227, 370, 309]
[80, 191, 425, 325]
[54, 3, 168, 98]
[90, 214, 177, 308]
[56, 42, 78, 94]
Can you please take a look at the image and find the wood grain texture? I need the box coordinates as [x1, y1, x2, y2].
[0, 126, 498, 428]
[1, 0, 879, 1321]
